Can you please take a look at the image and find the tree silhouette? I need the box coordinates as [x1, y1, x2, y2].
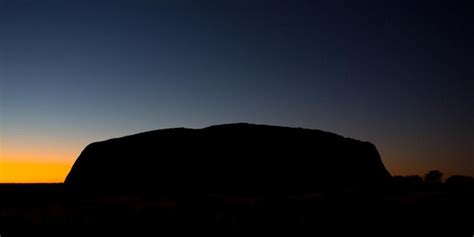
[423, 170, 443, 185]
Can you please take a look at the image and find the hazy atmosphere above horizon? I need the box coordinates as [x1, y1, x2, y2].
[1, 0, 473, 182]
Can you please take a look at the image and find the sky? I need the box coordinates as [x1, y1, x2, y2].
[0, 0, 473, 182]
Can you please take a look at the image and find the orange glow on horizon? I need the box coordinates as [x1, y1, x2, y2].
[0, 142, 79, 183]
[0, 159, 73, 183]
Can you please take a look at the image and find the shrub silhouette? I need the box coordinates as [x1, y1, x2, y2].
[392, 175, 423, 190]
[423, 170, 443, 185]
[446, 175, 474, 190]
[446, 175, 474, 184]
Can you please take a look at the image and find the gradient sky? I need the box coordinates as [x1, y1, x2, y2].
[1, 0, 473, 182]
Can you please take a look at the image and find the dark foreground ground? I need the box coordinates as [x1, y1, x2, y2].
[0, 184, 473, 236]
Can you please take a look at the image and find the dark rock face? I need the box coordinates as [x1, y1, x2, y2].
[65, 123, 391, 193]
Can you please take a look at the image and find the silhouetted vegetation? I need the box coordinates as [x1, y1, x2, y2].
[392, 175, 423, 191]
[391, 171, 474, 194]
[446, 175, 474, 185]
[446, 175, 474, 191]
[423, 170, 443, 185]
[1, 177, 474, 234]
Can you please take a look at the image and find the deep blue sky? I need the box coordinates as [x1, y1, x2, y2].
[1, 0, 473, 179]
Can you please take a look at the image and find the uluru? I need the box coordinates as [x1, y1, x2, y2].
[65, 123, 391, 193]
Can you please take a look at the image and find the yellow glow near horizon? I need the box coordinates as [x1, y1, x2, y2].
[0, 159, 73, 183]
[0, 141, 79, 183]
